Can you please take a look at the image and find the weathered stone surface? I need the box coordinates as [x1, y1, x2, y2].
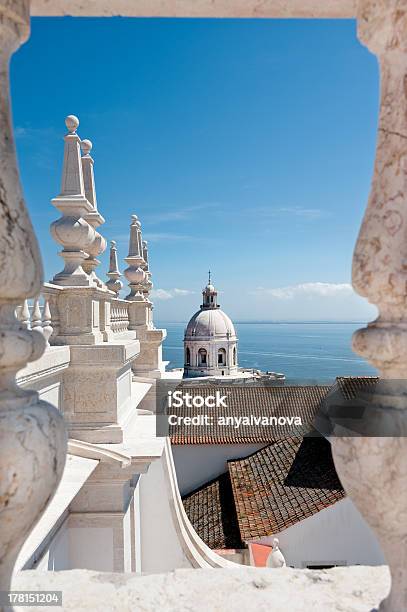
[0, 402, 66, 589]
[0, 0, 67, 594]
[332, 4, 407, 612]
[30, 0, 357, 18]
[13, 566, 390, 611]
[353, 0, 407, 376]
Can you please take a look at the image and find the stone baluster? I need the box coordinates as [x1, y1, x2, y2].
[20, 299, 31, 330]
[42, 290, 60, 342]
[81, 139, 107, 288]
[42, 297, 53, 346]
[0, 0, 67, 595]
[124, 215, 146, 301]
[31, 297, 43, 334]
[332, 3, 407, 611]
[106, 240, 123, 295]
[50, 116, 95, 286]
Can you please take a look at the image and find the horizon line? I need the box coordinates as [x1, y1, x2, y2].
[156, 319, 370, 325]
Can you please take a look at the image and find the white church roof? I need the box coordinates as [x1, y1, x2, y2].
[185, 307, 236, 339]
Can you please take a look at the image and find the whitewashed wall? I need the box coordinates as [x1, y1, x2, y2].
[256, 497, 385, 567]
[139, 455, 192, 573]
[172, 444, 265, 495]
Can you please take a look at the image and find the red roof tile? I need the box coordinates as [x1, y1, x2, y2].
[182, 473, 243, 550]
[228, 436, 344, 541]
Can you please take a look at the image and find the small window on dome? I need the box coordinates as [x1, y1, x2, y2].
[185, 347, 191, 366]
[218, 348, 226, 366]
[198, 348, 207, 366]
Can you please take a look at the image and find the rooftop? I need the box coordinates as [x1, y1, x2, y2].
[182, 473, 243, 550]
[228, 436, 344, 541]
[182, 434, 344, 547]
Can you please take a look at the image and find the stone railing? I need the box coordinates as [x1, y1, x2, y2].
[16, 283, 63, 346]
[110, 298, 130, 335]
[16, 283, 152, 347]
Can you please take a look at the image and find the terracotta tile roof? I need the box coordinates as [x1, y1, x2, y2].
[182, 473, 243, 550]
[170, 385, 330, 445]
[227, 436, 345, 541]
[335, 376, 379, 400]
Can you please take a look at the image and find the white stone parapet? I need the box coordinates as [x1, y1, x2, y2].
[30, 0, 357, 19]
[12, 565, 390, 611]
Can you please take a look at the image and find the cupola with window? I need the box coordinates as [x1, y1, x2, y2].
[183, 273, 238, 378]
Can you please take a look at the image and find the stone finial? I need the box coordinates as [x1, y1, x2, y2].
[80, 137, 107, 288]
[60, 115, 84, 197]
[106, 240, 123, 295]
[50, 116, 95, 286]
[0, 2, 67, 595]
[124, 215, 146, 300]
[81, 138, 98, 210]
[81, 138, 92, 155]
[142, 240, 149, 267]
[141, 240, 153, 297]
[65, 114, 79, 133]
[127, 215, 143, 258]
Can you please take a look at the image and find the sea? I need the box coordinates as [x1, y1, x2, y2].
[157, 321, 378, 385]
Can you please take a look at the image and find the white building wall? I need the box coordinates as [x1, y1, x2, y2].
[35, 520, 115, 572]
[69, 526, 114, 571]
[35, 519, 70, 571]
[139, 454, 192, 573]
[256, 497, 385, 567]
[172, 444, 265, 495]
[123, 503, 132, 573]
[132, 483, 142, 573]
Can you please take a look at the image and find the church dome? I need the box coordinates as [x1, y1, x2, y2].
[185, 308, 236, 339]
[183, 273, 239, 378]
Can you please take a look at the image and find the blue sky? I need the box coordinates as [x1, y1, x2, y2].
[12, 18, 379, 322]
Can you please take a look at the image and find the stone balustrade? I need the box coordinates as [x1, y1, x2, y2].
[110, 299, 130, 335]
[16, 283, 63, 346]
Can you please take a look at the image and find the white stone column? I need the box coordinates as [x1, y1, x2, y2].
[0, 0, 66, 594]
[332, 3, 407, 611]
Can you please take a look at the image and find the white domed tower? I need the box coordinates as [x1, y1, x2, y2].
[184, 273, 238, 378]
